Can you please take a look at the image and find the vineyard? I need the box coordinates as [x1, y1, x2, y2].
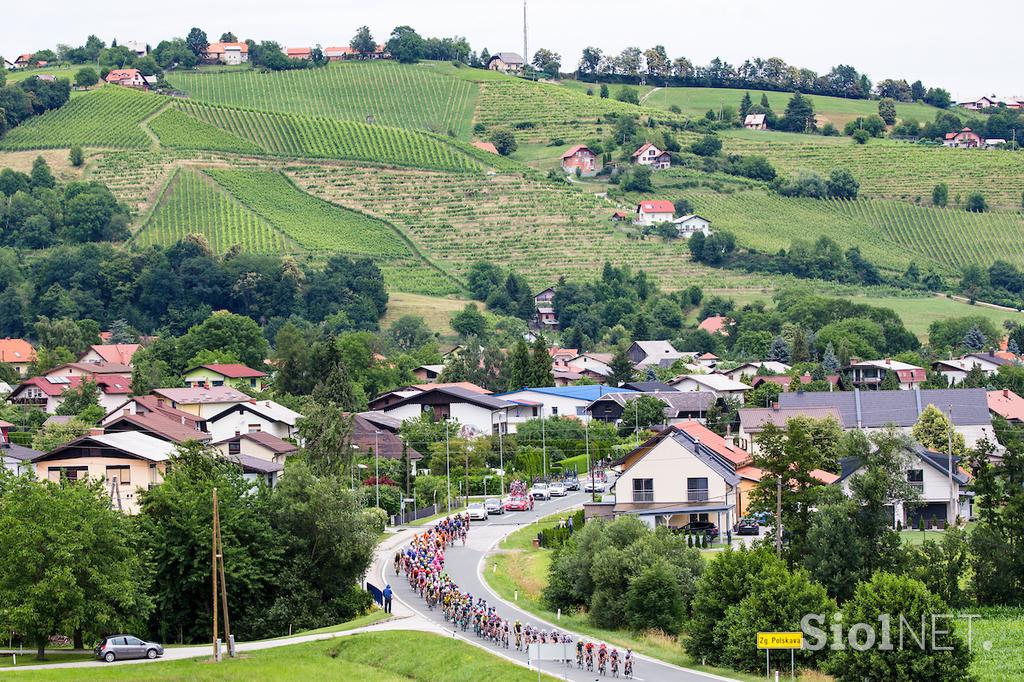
[148, 107, 264, 154]
[0, 86, 165, 150]
[686, 187, 1024, 273]
[86, 150, 180, 214]
[474, 78, 682, 144]
[288, 165, 770, 290]
[165, 61, 478, 137]
[176, 102, 480, 171]
[721, 131, 1024, 209]
[135, 168, 292, 254]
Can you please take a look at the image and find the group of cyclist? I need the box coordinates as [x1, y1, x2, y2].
[393, 512, 634, 678]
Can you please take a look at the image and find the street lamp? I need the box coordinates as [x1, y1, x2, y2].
[374, 430, 382, 510]
[350, 444, 360, 490]
[483, 475, 493, 498]
[445, 421, 452, 513]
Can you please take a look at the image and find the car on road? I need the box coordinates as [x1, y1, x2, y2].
[484, 497, 505, 515]
[564, 477, 580, 491]
[734, 517, 760, 536]
[677, 521, 719, 539]
[583, 479, 604, 493]
[467, 502, 489, 521]
[504, 496, 533, 511]
[548, 482, 567, 497]
[529, 483, 551, 500]
[95, 635, 163, 662]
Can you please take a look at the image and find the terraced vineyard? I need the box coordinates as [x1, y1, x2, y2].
[0, 86, 165, 150]
[135, 168, 291, 254]
[721, 130, 1024, 209]
[289, 165, 769, 290]
[148, 107, 264, 154]
[687, 188, 1024, 273]
[86, 150, 181, 214]
[177, 102, 479, 171]
[166, 61, 478, 137]
[474, 78, 683, 144]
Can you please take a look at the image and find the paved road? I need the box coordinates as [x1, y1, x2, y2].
[380, 490, 736, 682]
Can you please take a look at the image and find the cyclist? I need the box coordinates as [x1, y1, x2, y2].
[514, 620, 522, 650]
[624, 649, 634, 679]
[610, 647, 619, 677]
[576, 640, 584, 668]
[598, 643, 608, 676]
[584, 641, 595, 671]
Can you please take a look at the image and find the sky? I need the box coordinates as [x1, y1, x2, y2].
[1, 0, 1017, 100]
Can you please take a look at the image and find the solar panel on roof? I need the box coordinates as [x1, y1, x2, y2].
[46, 376, 70, 384]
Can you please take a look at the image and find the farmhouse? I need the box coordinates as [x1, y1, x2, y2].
[743, 113, 767, 130]
[635, 200, 674, 226]
[943, 128, 983, 148]
[631, 142, 671, 170]
[203, 42, 249, 65]
[560, 145, 598, 176]
[0, 338, 36, 378]
[104, 69, 149, 88]
[672, 214, 711, 238]
[285, 47, 313, 60]
[12, 54, 34, 69]
[487, 52, 525, 73]
[325, 46, 356, 61]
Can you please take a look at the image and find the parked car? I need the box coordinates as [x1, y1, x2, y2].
[529, 483, 551, 500]
[563, 477, 580, 491]
[504, 496, 534, 512]
[548, 482, 567, 497]
[467, 502, 489, 521]
[583, 479, 604, 493]
[748, 511, 771, 526]
[734, 518, 760, 536]
[484, 497, 505, 515]
[95, 635, 163, 662]
[677, 521, 719, 539]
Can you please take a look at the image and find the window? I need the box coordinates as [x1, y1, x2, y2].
[247, 424, 261, 433]
[632, 478, 654, 502]
[551, 406, 558, 415]
[531, 407, 538, 417]
[687, 477, 709, 502]
[48, 466, 88, 483]
[105, 465, 131, 485]
[907, 469, 924, 493]
[575, 406, 587, 416]
[228, 441, 241, 455]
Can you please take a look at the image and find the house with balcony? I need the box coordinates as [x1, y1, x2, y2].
[844, 359, 925, 390]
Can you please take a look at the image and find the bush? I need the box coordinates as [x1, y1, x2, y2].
[489, 129, 518, 156]
[826, 168, 859, 199]
[690, 134, 723, 157]
[625, 559, 685, 633]
[852, 128, 871, 144]
[69, 146, 84, 167]
[820, 122, 840, 136]
[966, 192, 988, 213]
[777, 171, 828, 198]
[616, 87, 640, 105]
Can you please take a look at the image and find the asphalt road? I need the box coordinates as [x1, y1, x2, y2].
[381, 490, 736, 682]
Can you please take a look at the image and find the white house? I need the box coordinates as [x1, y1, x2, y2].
[720, 361, 792, 382]
[932, 351, 1017, 386]
[631, 142, 671, 169]
[845, 359, 925, 390]
[7, 375, 131, 414]
[626, 340, 690, 369]
[564, 352, 615, 379]
[743, 113, 767, 130]
[498, 385, 637, 428]
[609, 425, 741, 532]
[205, 399, 302, 442]
[149, 386, 252, 419]
[381, 386, 514, 437]
[668, 373, 751, 403]
[635, 200, 675, 227]
[672, 214, 711, 238]
[838, 444, 972, 527]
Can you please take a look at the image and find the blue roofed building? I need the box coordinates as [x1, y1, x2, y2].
[498, 385, 638, 431]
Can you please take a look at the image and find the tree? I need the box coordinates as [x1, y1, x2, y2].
[966, 192, 988, 213]
[384, 315, 433, 353]
[185, 27, 209, 57]
[877, 97, 897, 125]
[69, 145, 84, 167]
[178, 311, 269, 370]
[932, 183, 949, 207]
[616, 87, 640, 105]
[74, 67, 98, 88]
[608, 345, 634, 386]
[386, 26, 424, 64]
[962, 324, 987, 351]
[821, 343, 839, 374]
[350, 26, 376, 58]
[531, 48, 561, 78]
[489, 129, 517, 156]
[767, 335, 791, 362]
[618, 395, 667, 434]
[781, 92, 815, 133]
[312, 361, 360, 411]
[739, 91, 752, 119]
[504, 338, 532, 390]
[528, 335, 554, 387]
[912, 404, 966, 456]
[826, 168, 859, 199]
[690, 134, 722, 157]
[450, 303, 487, 339]
[825, 573, 972, 682]
[599, 83, 609, 99]
[624, 559, 684, 632]
[0, 474, 152, 658]
[54, 378, 101, 418]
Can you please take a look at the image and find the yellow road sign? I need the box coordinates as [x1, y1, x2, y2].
[757, 632, 803, 649]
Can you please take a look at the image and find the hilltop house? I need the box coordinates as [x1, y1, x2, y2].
[472, 140, 500, 154]
[182, 363, 269, 392]
[0, 338, 36, 378]
[534, 287, 555, 306]
[672, 214, 711, 238]
[560, 145, 598, 177]
[635, 200, 675, 226]
[959, 96, 999, 110]
[631, 142, 671, 170]
[845, 359, 925, 390]
[203, 42, 249, 65]
[943, 128, 984, 148]
[487, 52, 525, 73]
[743, 113, 767, 130]
[285, 47, 313, 60]
[325, 46, 355, 61]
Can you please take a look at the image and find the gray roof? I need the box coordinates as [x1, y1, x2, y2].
[738, 406, 843, 433]
[588, 391, 717, 418]
[0, 443, 41, 462]
[386, 386, 514, 411]
[491, 52, 525, 65]
[777, 388, 991, 429]
[839, 444, 969, 485]
[231, 453, 284, 475]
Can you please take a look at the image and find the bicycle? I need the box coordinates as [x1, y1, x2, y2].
[585, 651, 594, 672]
[624, 657, 633, 679]
[611, 656, 619, 678]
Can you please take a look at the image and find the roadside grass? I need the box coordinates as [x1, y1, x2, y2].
[13, 631, 560, 681]
[0, 652, 93, 668]
[268, 609, 392, 639]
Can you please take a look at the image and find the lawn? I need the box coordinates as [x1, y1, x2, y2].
[970, 607, 1024, 681]
[382, 292, 478, 337]
[12, 631, 559, 681]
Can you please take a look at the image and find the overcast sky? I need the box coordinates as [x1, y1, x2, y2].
[2, 0, 1016, 99]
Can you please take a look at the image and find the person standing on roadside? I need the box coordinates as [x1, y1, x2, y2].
[383, 584, 393, 613]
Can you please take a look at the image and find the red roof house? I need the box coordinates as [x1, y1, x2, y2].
[105, 69, 147, 88]
[560, 145, 598, 177]
[698, 315, 731, 336]
[472, 140, 499, 154]
[286, 47, 313, 60]
[635, 200, 675, 226]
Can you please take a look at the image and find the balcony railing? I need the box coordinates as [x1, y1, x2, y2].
[687, 490, 709, 502]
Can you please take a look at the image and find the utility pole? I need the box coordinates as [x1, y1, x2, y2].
[374, 430, 381, 510]
[540, 405, 547, 480]
[586, 420, 595, 503]
[498, 426, 505, 496]
[523, 0, 528, 66]
[635, 399, 641, 447]
[775, 474, 783, 556]
[212, 488, 219, 661]
[211, 488, 233, 660]
[445, 421, 451, 513]
[464, 441, 470, 508]
[948, 404, 955, 526]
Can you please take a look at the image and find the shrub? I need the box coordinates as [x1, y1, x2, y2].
[777, 171, 828, 198]
[852, 128, 871, 144]
[690, 134, 722, 157]
[489, 129, 518, 156]
[826, 168, 859, 199]
[966, 192, 988, 213]
[616, 87, 640, 105]
[69, 145, 84, 167]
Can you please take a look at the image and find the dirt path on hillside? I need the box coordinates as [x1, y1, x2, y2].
[139, 102, 172, 148]
[640, 87, 662, 105]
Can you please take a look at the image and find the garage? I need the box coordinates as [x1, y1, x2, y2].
[906, 502, 948, 529]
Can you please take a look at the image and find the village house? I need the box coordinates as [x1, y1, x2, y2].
[182, 363, 269, 392]
[381, 385, 515, 437]
[0, 338, 36, 378]
[943, 128, 984, 148]
[535, 307, 559, 330]
[932, 351, 1017, 385]
[12, 54, 35, 69]
[634, 200, 675, 227]
[560, 145, 598, 177]
[368, 382, 492, 412]
[696, 352, 720, 369]
[204, 399, 302, 442]
[564, 352, 615, 380]
[672, 214, 711, 238]
[845, 358, 925, 390]
[149, 386, 252, 418]
[626, 340, 689, 369]
[1, 440, 39, 476]
[487, 52, 525, 73]
[698, 314, 731, 336]
[986, 389, 1024, 424]
[534, 287, 556, 307]
[101, 405, 211, 444]
[735, 404, 844, 453]
[78, 343, 141, 366]
[743, 113, 767, 130]
[202, 41, 249, 65]
[102, 395, 208, 434]
[586, 391, 720, 426]
[349, 412, 423, 471]
[212, 432, 295, 487]
[8, 374, 131, 414]
[324, 46, 355, 61]
[412, 364, 444, 383]
[838, 444, 971, 527]
[104, 69, 151, 88]
[499, 385, 637, 427]
[631, 142, 671, 170]
[285, 47, 313, 60]
[668, 373, 752, 403]
[719, 361, 792, 382]
[959, 96, 999, 110]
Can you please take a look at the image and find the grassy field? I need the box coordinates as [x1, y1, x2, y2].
[166, 61, 479, 138]
[0, 85, 164, 150]
[382, 292, 478, 336]
[5, 65, 82, 83]
[14, 631, 559, 681]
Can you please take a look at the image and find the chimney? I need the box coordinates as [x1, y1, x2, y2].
[771, 402, 779, 411]
[234, 430, 241, 437]
[1004, 389, 1010, 398]
[989, 349, 995, 357]
[89, 427, 104, 436]
[885, 358, 892, 365]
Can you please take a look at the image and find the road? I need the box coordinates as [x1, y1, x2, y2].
[380, 490, 737, 682]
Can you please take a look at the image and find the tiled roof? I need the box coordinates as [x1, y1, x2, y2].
[152, 386, 252, 404]
[698, 315, 730, 335]
[216, 430, 297, 455]
[560, 144, 594, 159]
[190, 363, 267, 379]
[987, 389, 1024, 421]
[637, 200, 674, 214]
[778, 388, 991, 429]
[85, 344, 141, 365]
[472, 141, 499, 154]
[104, 412, 210, 443]
[12, 375, 130, 397]
[0, 338, 36, 363]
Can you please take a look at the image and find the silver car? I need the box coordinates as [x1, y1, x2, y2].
[95, 634, 164, 662]
[484, 497, 505, 514]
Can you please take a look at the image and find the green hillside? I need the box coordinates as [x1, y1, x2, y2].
[165, 61, 478, 137]
[0, 85, 164, 150]
[148, 106, 264, 154]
